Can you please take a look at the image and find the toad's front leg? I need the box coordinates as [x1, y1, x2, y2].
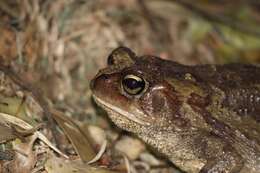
[199, 146, 244, 173]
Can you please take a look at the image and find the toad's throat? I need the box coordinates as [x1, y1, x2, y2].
[92, 94, 150, 126]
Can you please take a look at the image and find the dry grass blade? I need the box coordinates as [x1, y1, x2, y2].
[0, 112, 68, 158]
[0, 122, 18, 143]
[87, 140, 107, 164]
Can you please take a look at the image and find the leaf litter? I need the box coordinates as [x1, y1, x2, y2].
[0, 0, 260, 173]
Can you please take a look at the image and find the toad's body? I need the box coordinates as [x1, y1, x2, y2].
[91, 47, 260, 173]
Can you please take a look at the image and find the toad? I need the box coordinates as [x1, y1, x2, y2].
[91, 47, 260, 173]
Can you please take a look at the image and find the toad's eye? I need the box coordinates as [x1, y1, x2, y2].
[121, 74, 146, 95]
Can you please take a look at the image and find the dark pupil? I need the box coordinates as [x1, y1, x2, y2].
[123, 78, 145, 93]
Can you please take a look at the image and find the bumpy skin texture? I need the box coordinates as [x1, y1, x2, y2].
[91, 47, 260, 173]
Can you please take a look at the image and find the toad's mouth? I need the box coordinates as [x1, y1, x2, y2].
[92, 94, 150, 126]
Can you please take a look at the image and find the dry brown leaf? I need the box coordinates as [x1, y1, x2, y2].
[45, 153, 119, 173]
[51, 109, 96, 162]
[1, 134, 37, 173]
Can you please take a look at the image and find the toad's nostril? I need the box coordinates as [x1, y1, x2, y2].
[90, 74, 111, 90]
[96, 74, 109, 82]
